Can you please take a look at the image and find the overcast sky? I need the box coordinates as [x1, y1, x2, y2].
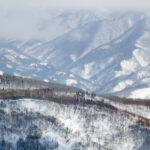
[1, 0, 149, 11]
[0, 0, 149, 40]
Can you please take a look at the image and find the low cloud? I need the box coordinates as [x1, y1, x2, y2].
[0, 0, 149, 40]
[1, 0, 149, 11]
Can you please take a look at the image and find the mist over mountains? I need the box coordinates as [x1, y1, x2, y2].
[1, 1, 150, 149]
[0, 9, 150, 98]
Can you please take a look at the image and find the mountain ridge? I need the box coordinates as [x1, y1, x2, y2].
[0, 10, 150, 98]
[0, 73, 150, 149]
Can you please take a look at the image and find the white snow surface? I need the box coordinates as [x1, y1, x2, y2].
[113, 80, 133, 92]
[128, 88, 150, 99]
[66, 79, 77, 86]
[0, 98, 148, 150]
[0, 70, 3, 75]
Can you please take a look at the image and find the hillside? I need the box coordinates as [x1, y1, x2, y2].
[0, 74, 150, 149]
[1, 1, 150, 149]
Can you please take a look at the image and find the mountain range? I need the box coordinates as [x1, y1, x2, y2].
[0, 10, 150, 98]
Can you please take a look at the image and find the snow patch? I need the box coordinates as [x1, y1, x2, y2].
[137, 71, 149, 79]
[56, 72, 66, 76]
[30, 63, 37, 67]
[115, 57, 138, 77]
[113, 80, 133, 92]
[129, 88, 150, 99]
[19, 55, 26, 59]
[70, 54, 77, 62]
[6, 64, 13, 69]
[40, 62, 48, 66]
[44, 79, 49, 83]
[128, 18, 133, 26]
[81, 62, 95, 80]
[133, 49, 150, 67]
[66, 79, 77, 86]
[0, 70, 3, 75]
[5, 54, 17, 63]
[69, 74, 74, 78]
[14, 73, 20, 77]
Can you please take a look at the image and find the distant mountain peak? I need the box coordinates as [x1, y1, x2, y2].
[0, 10, 150, 98]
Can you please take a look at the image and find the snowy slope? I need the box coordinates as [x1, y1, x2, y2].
[0, 42, 55, 81]
[121, 88, 150, 99]
[0, 98, 150, 150]
[0, 10, 150, 97]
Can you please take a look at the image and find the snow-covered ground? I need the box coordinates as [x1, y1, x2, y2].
[128, 88, 150, 99]
[104, 97, 150, 120]
[0, 98, 150, 150]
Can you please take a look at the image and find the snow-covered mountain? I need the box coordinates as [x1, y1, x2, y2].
[0, 10, 150, 98]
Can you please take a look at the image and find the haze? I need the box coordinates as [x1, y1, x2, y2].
[0, 0, 149, 40]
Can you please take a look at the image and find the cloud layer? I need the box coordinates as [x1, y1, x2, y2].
[1, 0, 150, 11]
[0, 0, 149, 40]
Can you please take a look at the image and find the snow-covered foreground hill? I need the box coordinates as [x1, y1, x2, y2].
[0, 10, 150, 97]
[0, 98, 150, 150]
